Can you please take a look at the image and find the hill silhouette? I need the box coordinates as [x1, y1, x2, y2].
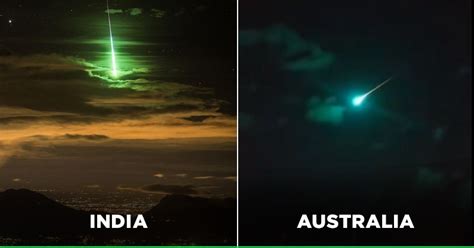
[0, 189, 236, 245]
[144, 194, 236, 244]
[0, 189, 90, 237]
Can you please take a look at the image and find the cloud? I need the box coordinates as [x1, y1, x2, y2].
[194, 176, 214, 180]
[0, 134, 110, 167]
[0, 133, 235, 169]
[0, 54, 84, 73]
[306, 96, 345, 125]
[181, 115, 215, 123]
[153, 173, 165, 178]
[0, 53, 234, 129]
[62, 134, 109, 141]
[222, 176, 236, 181]
[118, 184, 197, 195]
[104, 9, 123, 15]
[104, 8, 142, 16]
[0, 141, 20, 168]
[0, 107, 74, 119]
[240, 25, 334, 71]
[0, 55, 109, 116]
[0, 53, 235, 169]
[85, 184, 101, 188]
[128, 8, 142, 16]
[151, 9, 166, 18]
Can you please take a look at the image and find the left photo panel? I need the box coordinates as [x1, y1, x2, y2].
[0, 0, 237, 245]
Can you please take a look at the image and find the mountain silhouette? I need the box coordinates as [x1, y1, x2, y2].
[0, 189, 236, 245]
[0, 189, 90, 237]
[144, 194, 236, 244]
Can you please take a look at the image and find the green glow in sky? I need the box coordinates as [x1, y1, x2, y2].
[107, 0, 118, 77]
[109, 35, 118, 77]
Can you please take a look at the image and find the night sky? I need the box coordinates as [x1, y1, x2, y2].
[239, 0, 471, 244]
[0, 0, 236, 211]
[0, 0, 472, 244]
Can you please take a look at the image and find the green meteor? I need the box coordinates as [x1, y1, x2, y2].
[352, 77, 392, 106]
[352, 95, 366, 106]
[106, 0, 118, 77]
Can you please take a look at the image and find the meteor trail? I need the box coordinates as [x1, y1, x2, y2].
[106, 0, 118, 77]
[352, 77, 393, 106]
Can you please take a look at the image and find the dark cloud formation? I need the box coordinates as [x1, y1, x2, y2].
[151, 9, 166, 18]
[0, 54, 235, 134]
[0, 54, 113, 115]
[240, 25, 334, 71]
[62, 134, 109, 141]
[181, 115, 215, 123]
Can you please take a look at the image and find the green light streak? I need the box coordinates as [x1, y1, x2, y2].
[110, 36, 118, 77]
[106, 0, 118, 77]
[352, 77, 393, 107]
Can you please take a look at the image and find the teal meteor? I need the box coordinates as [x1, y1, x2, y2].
[106, 0, 118, 77]
[352, 77, 392, 106]
[352, 95, 366, 106]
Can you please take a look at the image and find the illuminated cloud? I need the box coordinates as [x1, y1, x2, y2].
[0, 54, 236, 168]
[104, 8, 143, 16]
[104, 9, 123, 14]
[153, 173, 165, 178]
[240, 25, 335, 71]
[128, 8, 143, 16]
[306, 96, 345, 125]
[194, 176, 214, 180]
[222, 176, 236, 181]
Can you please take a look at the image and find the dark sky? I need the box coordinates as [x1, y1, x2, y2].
[240, 0, 471, 174]
[0, 0, 236, 208]
[239, 0, 471, 244]
[0, 0, 236, 107]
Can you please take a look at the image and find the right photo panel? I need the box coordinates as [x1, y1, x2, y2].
[238, 0, 472, 245]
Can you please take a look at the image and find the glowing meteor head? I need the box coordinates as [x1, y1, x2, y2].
[352, 95, 366, 106]
[111, 69, 118, 78]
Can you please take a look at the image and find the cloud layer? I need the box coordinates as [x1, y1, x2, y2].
[240, 25, 335, 71]
[0, 54, 235, 170]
